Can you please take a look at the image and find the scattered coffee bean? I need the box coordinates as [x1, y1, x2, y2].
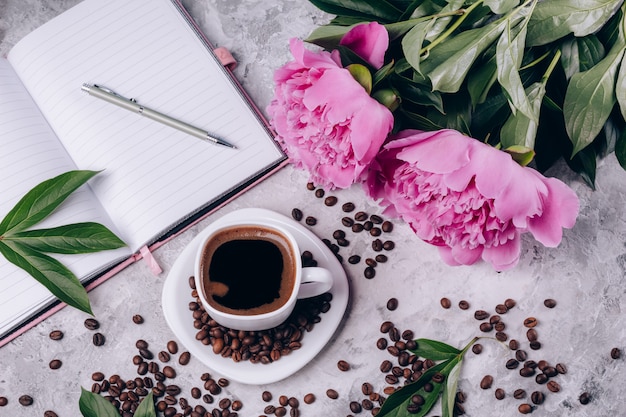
[543, 298, 557, 308]
[352, 223, 364, 233]
[18, 395, 33, 406]
[579, 392, 591, 405]
[163, 366, 176, 379]
[480, 375, 493, 389]
[49, 359, 62, 370]
[92, 332, 105, 346]
[326, 389, 339, 399]
[0, 396, 7, 406]
[495, 331, 507, 341]
[509, 339, 520, 350]
[324, 196, 338, 206]
[291, 208, 303, 221]
[349, 401, 362, 413]
[479, 322, 493, 332]
[372, 239, 383, 251]
[490, 315, 501, 324]
[524, 317, 538, 328]
[136, 339, 149, 349]
[611, 347, 621, 359]
[354, 211, 368, 221]
[262, 391, 273, 402]
[304, 393, 315, 404]
[179, 351, 191, 365]
[84, 318, 100, 330]
[518, 403, 533, 414]
[342, 202, 355, 212]
[348, 255, 361, 264]
[556, 363, 567, 374]
[495, 304, 508, 314]
[365, 258, 377, 267]
[504, 298, 516, 309]
[375, 254, 388, 263]
[474, 310, 490, 320]
[341, 217, 354, 227]
[92, 371, 105, 381]
[513, 389, 526, 399]
[529, 341, 542, 350]
[519, 367, 535, 377]
[383, 240, 395, 251]
[526, 328, 538, 342]
[387, 298, 398, 311]
[158, 351, 170, 362]
[305, 216, 317, 226]
[506, 359, 520, 370]
[543, 366, 558, 377]
[132, 314, 144, 324]
[537, 360, 549, 371]
[380, 360, 392, 373]
[370, 227, 382, 236]
[44, 411, 58, 417]
[440, 298, 452, 309]
[472, 343, 483, 354]
[364, 266, 376, 279]
[306, 182, 315, 191]
[495, 388, 505, 400]
[458, 300, 470, 310]
[314, 189, 324, 198]
[535, 373, 548, 384]
[49, 330, 64, 340]
[531, 391, 545, 405]
[381, 221, 393, 233]
[516, 350, 528, 362]
[337, 360, 350, 372]
[547, 381, 560, 393]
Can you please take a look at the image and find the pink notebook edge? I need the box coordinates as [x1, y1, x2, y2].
[0, 0, 288, 349]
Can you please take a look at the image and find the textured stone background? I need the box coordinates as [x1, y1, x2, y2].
[1, 1, 626, 416]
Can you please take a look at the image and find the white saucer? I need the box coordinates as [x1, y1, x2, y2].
[161, 208, 349, 384]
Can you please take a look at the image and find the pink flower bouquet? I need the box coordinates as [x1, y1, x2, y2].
[266, 23, 394, 189]
[365, 130, 580, 271]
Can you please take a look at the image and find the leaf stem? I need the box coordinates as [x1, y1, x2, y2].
[421, 0, 485, 55]
[541, 49, 562, 84]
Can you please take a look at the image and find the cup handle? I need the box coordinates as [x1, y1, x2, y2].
[297, 267, 333, 299]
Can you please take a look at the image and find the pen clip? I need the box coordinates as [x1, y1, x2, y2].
[90, 84, 137, 103]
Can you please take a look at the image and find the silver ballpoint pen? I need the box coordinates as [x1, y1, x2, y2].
[81, 84, 236, 149]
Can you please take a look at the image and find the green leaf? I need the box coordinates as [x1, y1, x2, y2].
[484, 0, 519, 14]
[347, 64, 373, 94]
[79, 387, 120, 417]
[503, 145, 537, 166]
[134, 392, 156, 417]
[402, 19, 436, 75]
[496, 10, 535, 120]
[564, 35, 625, 156]
[467, 55, 498, 106]
[392, 73, 444, 113]
[305, 24, 352, 50]
[410, 338, 461, 361]
[527, 0, 623, 46]
[560, 35, 606, 80]
[0, 240, 92, 315]
[616, 13, 626, 120]
[307, 0, 403, 22]
[399, 109, 446, 130]
[5, 223, 126, 254]
[615, 124, 626, 169]
[441, 358, 462, 417]
[0, 170, 99, 235]
[419, 16, 510, 93]
[500, 82, 546, 149]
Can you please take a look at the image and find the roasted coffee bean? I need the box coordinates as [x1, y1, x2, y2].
[377, 338, 388, 350]
[526, 328, 538, 342]
[496, 331, 508, 341]
[432, 372, 445, 384]
[354, 211, 368, 221]
[0, 397, 7, 406]
[525, 360, 537, 369]
[479, 322, 493, 332]
[372, 239, 383, 251]
[337, 360, 350, 371]
[44, 411, 58, 417]
[495, 388, 505, 400]
[163, 366, 176, 378]
[362, 382, 374, 395]
[324, 196, 338, 206]
[380, 360, 392, 373]
[137, 363, 148, 375]
[385, 374, 399, 384]
[363, 221, 374, 231]
[190, 387, 201, 399]
[518, 403, 533, 414]
[547, 381, 560, 393]
[314, 188, 324, 198]
[179, 351, 190, 365]
[370, 227, 382, 237]
[365, 258, 377, 267]
[136, 340, 149, 349]
[49, 359, 62, 370]
[495, 322, 506, 332]
[382, 220, 393, 233]
[530, 391, 545, 405]
[264, 405, 276, 414]
[530, 341, 542, 350]
[352, 223, 364, 233]
[472, 343, 483, 354]
[18, 395, 33, 406]
[387, 298, 399, 311]
[217, 377, 229, 387]
[326, 389, 339, 399]
[516, 350, 528, 361]
[232, 400, 243, 411]
[49, 330, 64, 340]
[535, 373, 548, 384]
[305, 216, 317, 226]
[524, 317, 538, 328]
[84, 318, 100, 330]
[506, 359, 520, 369]
[579, 392, 591, 405]
[611, 347, 622, 359]
[543, 298, 557, 308]
[504, 298, 516, 309]
[138, 348, 153, 359]
[92, 372, 105, 381]
[380, 321, 394, 333]
[218, 398, 231, 409]
[509, 339, 520, 350]
[303, 393, 315, 404]
[93, 332, 106, 346]
[364, 266, 376, 279]
[440, 297, 452, 309]
[383, 240, 395, 251]
[474, 310, 490, 320]
[480, 375, 493, 389]
[513, 389, 526, 399]
[537, 360, 549, 371]
[306, 182, 315, 191]
[349, 401, 363, 413]
[490, 315, 501, 324]
[556, 363, 568, 374]
[291, 208, 303, 221]
[495, 304, 508, 314]
[375, 254, 388, 263]
[341, 217, 354, 227]
[544, 366, 558, 377]
[458, 300, 470, 310]
[342, 202, 355, 212]
[348, 255, 361, 264]
[132, 314, 144, 324]
[202, 394, 213, 404]
[333, 229, 346, 240]
[519, 367, 535, 377]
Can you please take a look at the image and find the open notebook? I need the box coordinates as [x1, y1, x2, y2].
[0, 0, 286, 345]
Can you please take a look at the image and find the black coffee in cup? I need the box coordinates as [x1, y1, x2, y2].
[199, 225, 297, 315]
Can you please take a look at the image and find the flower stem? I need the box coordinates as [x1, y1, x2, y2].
[421, 0, 485, 55]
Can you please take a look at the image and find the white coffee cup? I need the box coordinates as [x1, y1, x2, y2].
[194, 220, 333, 331]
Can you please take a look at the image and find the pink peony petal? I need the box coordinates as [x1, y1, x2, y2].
[340, 22, 389, 69]
[481, 235, 521, 271]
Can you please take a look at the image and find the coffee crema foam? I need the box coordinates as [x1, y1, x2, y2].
[199, 225, 297, 316]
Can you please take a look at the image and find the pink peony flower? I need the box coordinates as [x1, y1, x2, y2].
[365, 129, 580, 271]
[339, 21, 389, 69]
[266, 24, 393, 189]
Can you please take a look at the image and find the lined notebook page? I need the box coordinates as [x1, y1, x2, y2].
[8, 0, 284, 251]
[0, 59, 130, 336]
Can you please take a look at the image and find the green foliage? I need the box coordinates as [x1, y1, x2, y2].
[0, 171, 126, 315]
[306, 0, 626, 187]
[79, 389, 156, 417]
